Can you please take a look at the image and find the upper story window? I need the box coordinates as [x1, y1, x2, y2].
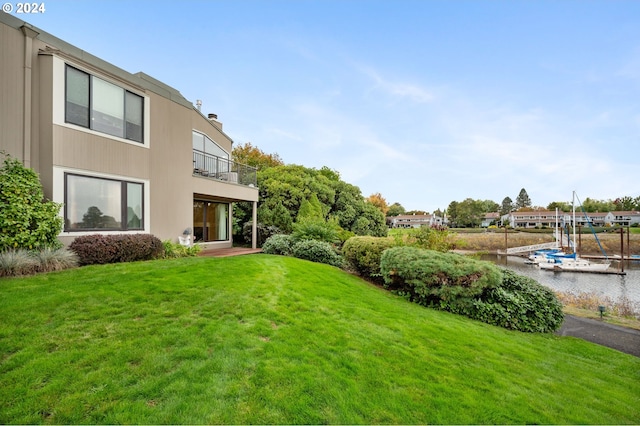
[65, 65, 144, 143]
[192, 130, 229, 159]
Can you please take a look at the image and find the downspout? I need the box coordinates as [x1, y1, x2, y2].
[20, 24, 39, 168]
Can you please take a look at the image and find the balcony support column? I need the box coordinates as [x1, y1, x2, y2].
[252, 201, 258, 249]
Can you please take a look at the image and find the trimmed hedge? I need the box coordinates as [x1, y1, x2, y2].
[380, 247, 503, 305]
[69, 234, 164, 265]
[379, 246, 562, 332]
[342, 236, 397, 282]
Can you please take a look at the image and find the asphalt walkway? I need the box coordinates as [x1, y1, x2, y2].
[556, 315, 640, 357]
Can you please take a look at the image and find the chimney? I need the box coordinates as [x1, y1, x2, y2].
[208, 113, 218, 120]
[196, 99, 202, 111]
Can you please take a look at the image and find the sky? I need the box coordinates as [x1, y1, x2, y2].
[13, 0, 640, 212]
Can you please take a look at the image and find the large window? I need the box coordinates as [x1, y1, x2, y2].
[65, 174, 144, 231]
[193, 200, 228, 242]
[65, 65, 144, 143]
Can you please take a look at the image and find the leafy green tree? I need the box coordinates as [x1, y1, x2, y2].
[447, 201, 459, 227]
[296, 193, 325, 223]
[614, 196, 635, 211]
[387, 202, 406, 217]
[0, 154, 63, 251]
[232, 142, 284, 170]
[455, 198, 484, 228]
[239, 161, 387, 239]
[547, 201, 571, 212]
[515, 188, 532, 210]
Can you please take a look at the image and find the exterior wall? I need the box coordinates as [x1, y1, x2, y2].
[0, 19, 26, 162]
[1, 12, 258, 248]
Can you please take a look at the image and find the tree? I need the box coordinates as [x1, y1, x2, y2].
[366, 192, 389, 216]
[387, 202, 406, 217]
[0, 153, 63, 251]
[500, 197, 514, 215]
[612, 196, 640, 211]
[232, 142, 284, 170]
[547, 201, 571, 212]
[515, 188, 532, 210]
[455, 198, 484, 228]
[447, 201, 459, 227]
[239, 162, 387, 239]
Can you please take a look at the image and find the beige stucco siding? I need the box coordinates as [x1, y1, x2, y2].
[0, 22, 26, 160]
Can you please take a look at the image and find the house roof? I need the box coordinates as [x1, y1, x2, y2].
[391, 214, 433, 220]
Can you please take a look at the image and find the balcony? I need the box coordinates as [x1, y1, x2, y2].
[193, 150, 257, 188]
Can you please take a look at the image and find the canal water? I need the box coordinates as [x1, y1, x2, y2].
[482, 254, 640, 310]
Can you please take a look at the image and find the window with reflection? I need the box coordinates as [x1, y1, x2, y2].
[65, 65, 144, 143]
[65, 174, 144, 231]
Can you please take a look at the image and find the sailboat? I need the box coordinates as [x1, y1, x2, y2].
[539, 191, 611, 272]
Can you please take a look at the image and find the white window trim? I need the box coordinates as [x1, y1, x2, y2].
[53, 166, 151, 237]
[52, 56, 151, 149]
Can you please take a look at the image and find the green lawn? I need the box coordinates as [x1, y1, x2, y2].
[1, 255, 639, 424]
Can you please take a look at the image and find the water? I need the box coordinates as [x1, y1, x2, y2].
[482, 254, 640, 308]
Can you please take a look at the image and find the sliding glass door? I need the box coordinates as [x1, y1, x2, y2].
[193, 200, 229, 242]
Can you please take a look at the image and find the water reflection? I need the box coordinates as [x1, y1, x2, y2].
[482, 254, 640, 307]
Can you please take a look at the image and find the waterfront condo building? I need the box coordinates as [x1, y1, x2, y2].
[0, 12, 259, 249]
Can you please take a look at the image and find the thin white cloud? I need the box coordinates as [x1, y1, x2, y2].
[360, 66, 435, 103]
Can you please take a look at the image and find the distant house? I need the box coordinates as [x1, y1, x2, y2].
[605, 211, 640, 227]
[481, 212, 500, 227]
[1, 13, 259, 248]
[387, 214, 444, 228]
[503, 210, 559, 229]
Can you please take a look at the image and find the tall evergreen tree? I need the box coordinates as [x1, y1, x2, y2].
[500, 197, 514, 215]
[515, 188, 532, 210]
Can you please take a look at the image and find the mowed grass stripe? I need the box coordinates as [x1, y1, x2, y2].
[1, 255, 638, 424]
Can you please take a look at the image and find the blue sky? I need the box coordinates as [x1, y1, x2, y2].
[16, 0, 640, 212]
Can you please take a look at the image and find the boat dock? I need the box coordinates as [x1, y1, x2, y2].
[540, 267, 626, 275]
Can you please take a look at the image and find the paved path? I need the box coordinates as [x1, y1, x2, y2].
[556, 315, 640, 357]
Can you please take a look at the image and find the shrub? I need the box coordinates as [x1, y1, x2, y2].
[0, 249, 38, 277]
[162, 240, 201, 258]
[292, 221, 339, 243]
[32, 248, 79, 273]
[262, 234, 296, 256]
[0, 154, 63, 251]
[291, 239, 344, 267]
[0, 248, 78, 277]
[69, 234, 164, 265]
[449, 269, 564, 333]
[403, 226, 454, 252]
[380, 247, 503, 305]
[342, 236, 397, 282]
[379, 246, 563, 333]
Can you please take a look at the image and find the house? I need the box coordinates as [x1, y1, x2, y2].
[481, 212, 500, 227]
[606, 211, 640, 227]
[387, 214, 444, 228]
[0, 13, 259, 249]
[503, 210, 559, 229]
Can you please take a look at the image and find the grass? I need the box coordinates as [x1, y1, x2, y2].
[1, 255, 639, 424]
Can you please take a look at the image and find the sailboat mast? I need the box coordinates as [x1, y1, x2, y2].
[572, 191, 577, 255]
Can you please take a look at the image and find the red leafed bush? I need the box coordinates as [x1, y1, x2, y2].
[69, 234, 163, 265]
